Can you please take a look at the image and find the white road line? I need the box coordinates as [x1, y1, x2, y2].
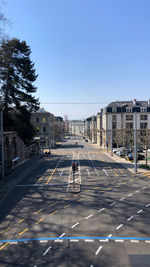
[85, 239, 94, 242]
[116, 224, 123, 230]
[43, 246, 51, 256]
[130, 240, 139, 243]
[95, 246, 103, 255]
[71, 222, 79, 228]
[85, 214, 93, 220]
[98, 208, 105, 212]
[40, 240, 47, 243]
[145, 241, 150, 243]
[128, 193, 133, 197]
[127, 216, 134, 221]
[146, 203, 150, 207]
[108, 234, 112, 237]
[136, 190, 140, 193]
[10, 242, 18, 244]
[99, 239, 109, 242]
[137, 209, 143, 214]
[143, 186, 147, 189]
[54, 240, 63, 243]
[59, 233, 66, 238]
[102, 169, 108, 176]
[70, 239, 79, 242]
[115, 240, 124, 242]
[120, 197, 125, 201]
[110, 202, 116, 206]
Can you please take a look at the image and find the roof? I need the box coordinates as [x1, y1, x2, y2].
[107, 100, 150, 108]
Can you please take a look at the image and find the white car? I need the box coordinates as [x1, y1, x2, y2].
[147, 148, 150, 153]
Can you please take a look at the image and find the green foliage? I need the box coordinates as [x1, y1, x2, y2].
[0, 38, 39, 143]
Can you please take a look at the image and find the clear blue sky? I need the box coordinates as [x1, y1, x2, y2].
[2, 0, 150, 119]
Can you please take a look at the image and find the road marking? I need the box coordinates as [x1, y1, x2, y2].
[43, 246, 51, 256]
[50, 210, 58, 216]
[102, 169, 108, 176]
[84, 214, 93, 220]
[55, 239, 63, 242]
[59, 233, 65, 238]
[35, 218, 45, 225]
[116, 224, 123, 230]
[136, 190, 140, 193]
[48, 202, 56, 207]
[70, 239, 79, 242]
[40, 240, 47, 243]
[0, 227, 10, 234]
[110, 202, 116, 206]
[108, 234, 112, 237]
[115, 240, 124, 242]
[46, 168, 56, 184]
[128, 193, 133, 197]
[127, 216, 134, 221]
[98, 208, 105, 213]
[18, 228, 28, 236]
[95, 245, 103, 255]
[64, 204, 71, 208]
[85, 239, 94, 242]
[71, 222, 79, 229]
[145, 241, 150, 243]
[137, 209, 143, 214]
[99, 239, 109, 242]
[146, 203, 150, 207]
[34, 209, 42, 214]
[18, 217, 27, 223]
[143, 186, 147, 189]
[120, 197, 125, 201]
[0, 242, 9, 250]
[130, 240, 139, 243]
[77, 198, 83, 202]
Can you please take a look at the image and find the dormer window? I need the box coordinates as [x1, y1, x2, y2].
[141, 107, 146, 112]
[112, 107, 116, 112]
[126, 107, 132, 112]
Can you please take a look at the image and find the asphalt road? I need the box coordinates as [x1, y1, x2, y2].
[0, 136, 150, 266]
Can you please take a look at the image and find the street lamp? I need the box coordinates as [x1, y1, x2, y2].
[0, 97, 5, 179]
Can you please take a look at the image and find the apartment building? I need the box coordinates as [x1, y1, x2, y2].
[31, 107, 55, 148]
[101, 99, 150, 148]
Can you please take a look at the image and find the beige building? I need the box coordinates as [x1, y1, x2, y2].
[31, 108, 55, 149]
[101, 99, 150, 148]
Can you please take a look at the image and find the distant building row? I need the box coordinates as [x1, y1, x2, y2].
[69, 99, 150, 148]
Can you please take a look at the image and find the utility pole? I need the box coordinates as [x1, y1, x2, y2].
[134, 112, 137, 172]
[111, 128, 113, 156]
[0, 110, 5, 179]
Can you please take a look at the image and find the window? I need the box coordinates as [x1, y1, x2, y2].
[43, 126, 46, 132]
[140, 115, 147, 120]
[140, 123, 147, 129]
[43, 118, 46, 123]
[36, 127, 40, 132]
[126, 108, 132, 112]
[112, 115, 116, 121]
[126, 115, 133, 121]
[112, 122, 117, 129]
[36, 117, 39, 123]
[126, 123, 133, 129]
[141, 107, 147, 112]
[112, 108, 116, 112]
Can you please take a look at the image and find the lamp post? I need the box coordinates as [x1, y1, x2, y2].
[0, 103, 5, 179]
[134, 112, 137, 172]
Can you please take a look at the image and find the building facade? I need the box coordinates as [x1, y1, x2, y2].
[101, 99, 150, 149]
[31, 108, 55, 149]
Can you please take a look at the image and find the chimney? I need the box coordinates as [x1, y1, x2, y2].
[133, 99, 137, 105]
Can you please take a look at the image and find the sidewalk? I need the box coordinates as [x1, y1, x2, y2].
[0, 155, 42, 206]
[91, 143, 150, 174]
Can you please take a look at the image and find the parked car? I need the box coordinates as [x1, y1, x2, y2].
[137, 153, 145, 160]
[127, 153, 133, 160]
[137, 147, 144, 153]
